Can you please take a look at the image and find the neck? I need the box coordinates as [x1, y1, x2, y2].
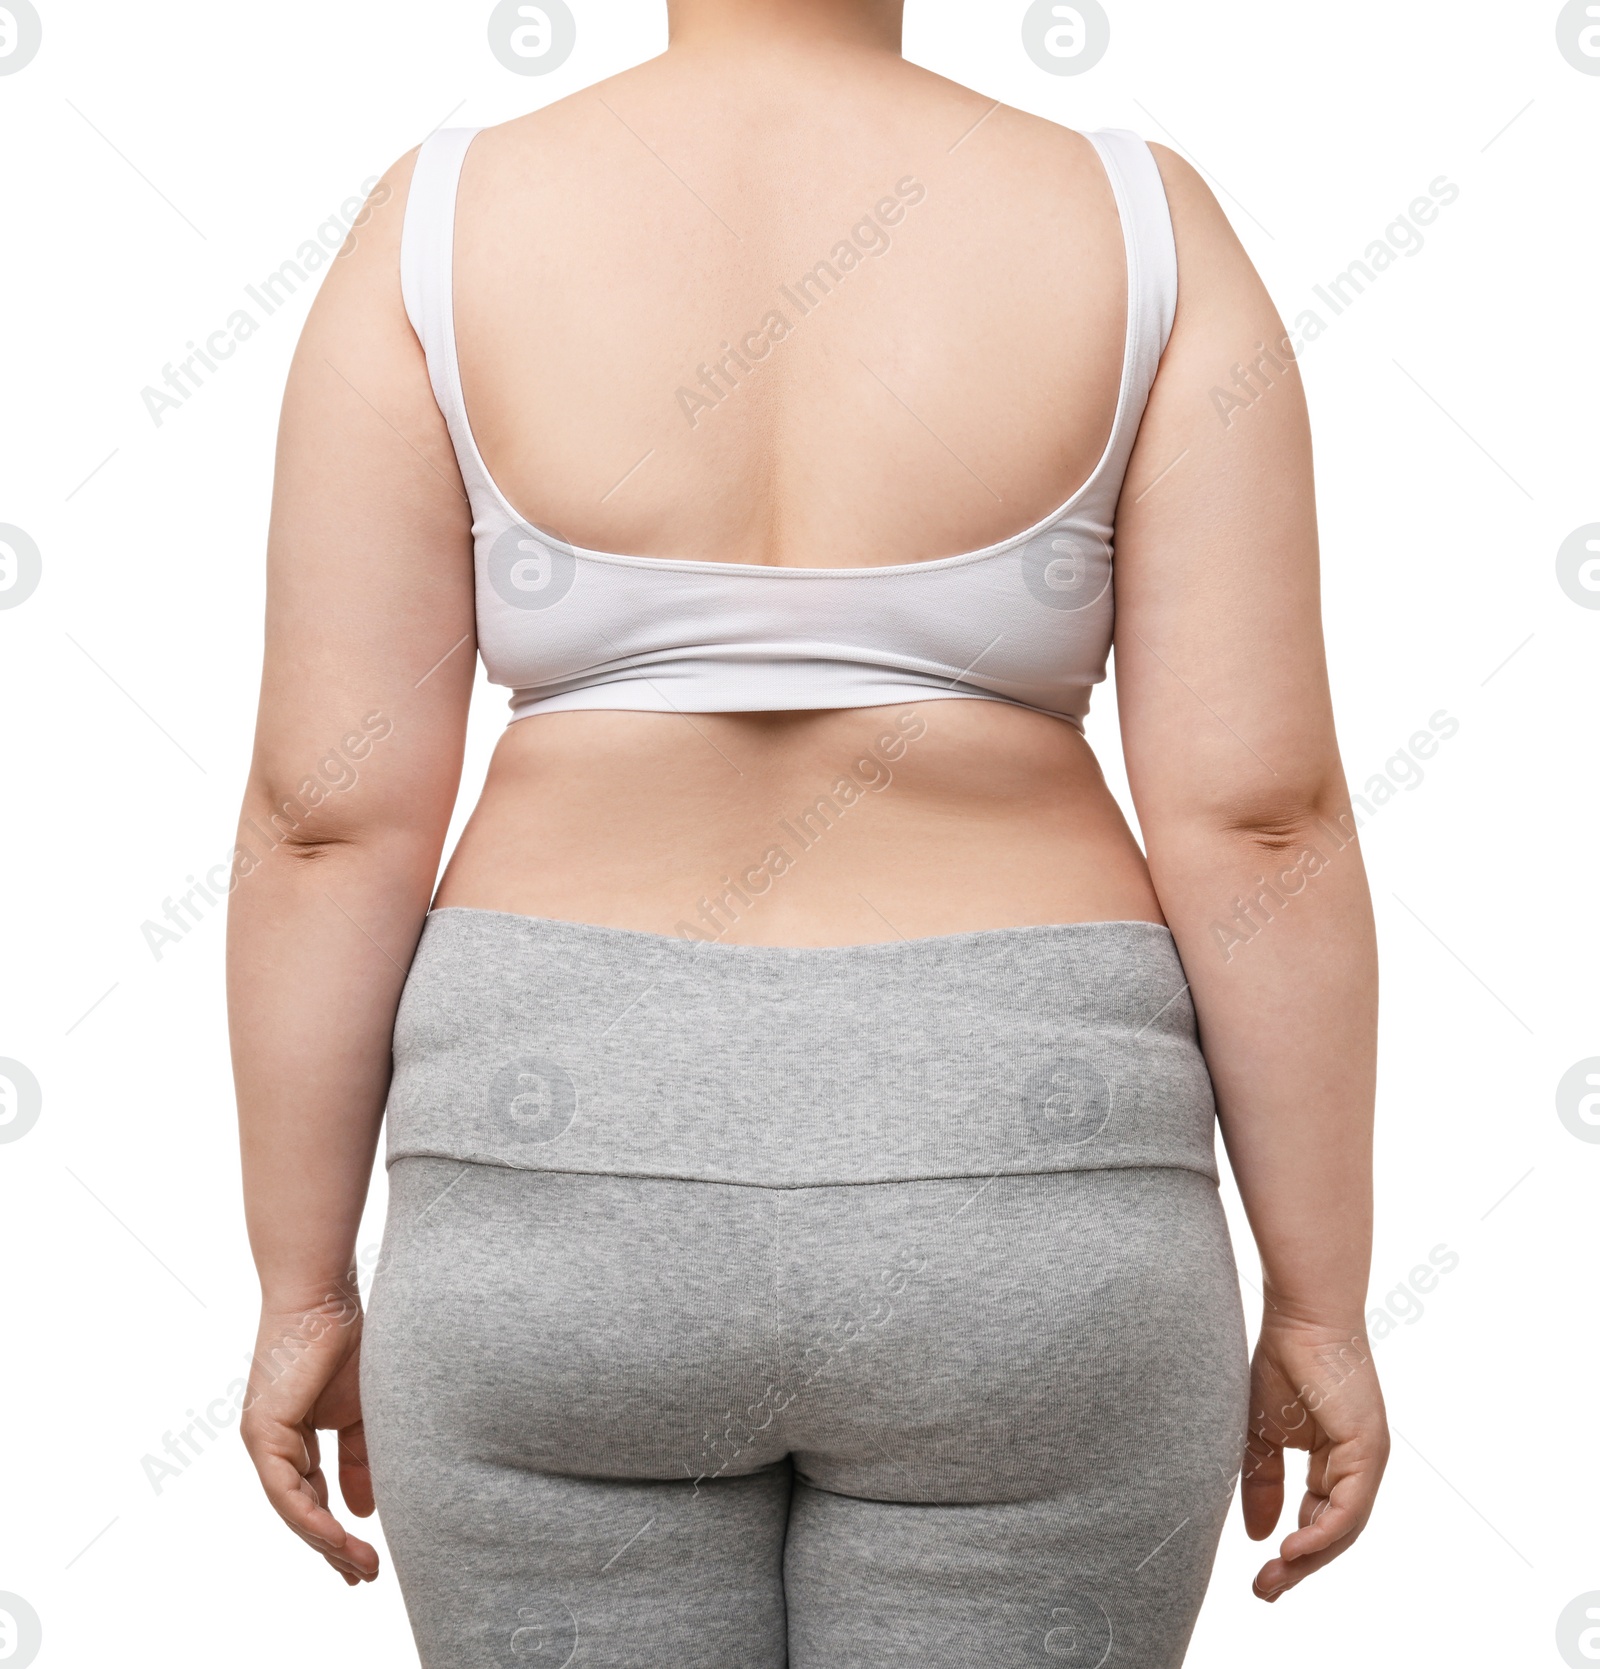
[665, 0, 904, 57]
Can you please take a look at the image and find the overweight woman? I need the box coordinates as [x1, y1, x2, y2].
[228, 2, 1388, 1663]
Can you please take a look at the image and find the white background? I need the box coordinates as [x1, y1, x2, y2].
[1, 1, 1596, 1664]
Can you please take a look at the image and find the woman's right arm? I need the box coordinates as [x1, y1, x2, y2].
[1112, 146, 1388, 1603]
[226, 148, 476, 1584]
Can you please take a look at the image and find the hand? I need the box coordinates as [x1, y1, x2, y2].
[240, 1295, 380, 1585]
[1242, 1314, 1389, 1601]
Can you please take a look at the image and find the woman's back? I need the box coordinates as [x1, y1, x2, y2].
[428, 47, 1179, 942]
[260, 23, 1314, 947]
[455, 48, 1128, 572]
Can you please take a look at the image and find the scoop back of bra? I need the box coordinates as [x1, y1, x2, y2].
[400, 125, 1177, 732]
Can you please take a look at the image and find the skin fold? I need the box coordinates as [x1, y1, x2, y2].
[228, 0, 1387, 1609]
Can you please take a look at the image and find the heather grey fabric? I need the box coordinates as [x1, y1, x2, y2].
[383, 909, 1221, 1187]
[363, 911, 1249, 1668]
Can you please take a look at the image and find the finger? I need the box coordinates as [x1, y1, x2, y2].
[1280, 1469, 1377, 1564]
[306, 1458, 333, 1514]
[339, 1420, 376, 1518]
[255, 1449, 349, 1543]
[1240, 1430, 1285, 1541]
[297, 1497, 381, 1583]
[252, 1446, 382, 1579]
[319, 1533, 381, 1582]
[301, 1426, 332, 1512]
[310, 1524, 380, 1582]
[1253, 1526, 1360, 1601]
[1297, 1487, 1331, 1533]
[1295, 1445, 1335, 1532]
[1240, 1471, 1283, 1540]
[283, 1471, 380, 1582]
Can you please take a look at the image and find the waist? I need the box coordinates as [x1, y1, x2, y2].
[384, 908, 1219, 1188]
[433, 702, 1164, 944]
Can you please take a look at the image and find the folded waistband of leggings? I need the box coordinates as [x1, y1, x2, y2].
[382, 907, 1220, 1188]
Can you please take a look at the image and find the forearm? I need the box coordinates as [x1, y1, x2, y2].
[227, 822, 437, 1310]
[1147, 803, 1378, 1327]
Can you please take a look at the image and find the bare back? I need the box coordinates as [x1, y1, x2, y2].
[263, 41, 1321, 947]
[456, 54, 1127, 571]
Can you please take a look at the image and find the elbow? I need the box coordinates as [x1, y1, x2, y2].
[236, 775, 438, 876]
[1214, 798, 1360, 859]
[239, 779, 364, 854]
[273, 828, 363, 867]
[1144, 777, 1361, 864]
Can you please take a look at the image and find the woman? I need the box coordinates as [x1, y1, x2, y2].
[229, 2, 1388, 1663]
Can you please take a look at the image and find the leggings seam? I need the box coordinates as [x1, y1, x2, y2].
[385, 1153, 1221, 1190]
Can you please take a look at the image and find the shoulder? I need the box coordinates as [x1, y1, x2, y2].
[1141, 140, 1282, 348]
[287, 142, 426, 371]
[1145, 142, 1249, 264]
[303, 144, 421, 316]
[455, 64, 654, 175]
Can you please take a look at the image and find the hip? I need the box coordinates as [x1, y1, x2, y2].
[366, 1157, 1247, 1499]
[382, 906, 1217, 1186]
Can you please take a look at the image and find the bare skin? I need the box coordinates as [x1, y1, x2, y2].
[230, 0, 1387, 1611]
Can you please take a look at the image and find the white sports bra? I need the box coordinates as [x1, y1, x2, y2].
[400, 126, 1177, 732]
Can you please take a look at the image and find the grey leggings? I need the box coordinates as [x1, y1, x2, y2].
[363, 910, 1249, 1668]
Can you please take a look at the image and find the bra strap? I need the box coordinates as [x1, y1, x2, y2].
[400, 126, 485, 468]
[1078, 129, 1178, 515]
[1086, 129, 1178, 368]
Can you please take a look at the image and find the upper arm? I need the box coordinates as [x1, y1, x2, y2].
[246, 147, 476, 860]
[1113, 145, 1344, 841]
